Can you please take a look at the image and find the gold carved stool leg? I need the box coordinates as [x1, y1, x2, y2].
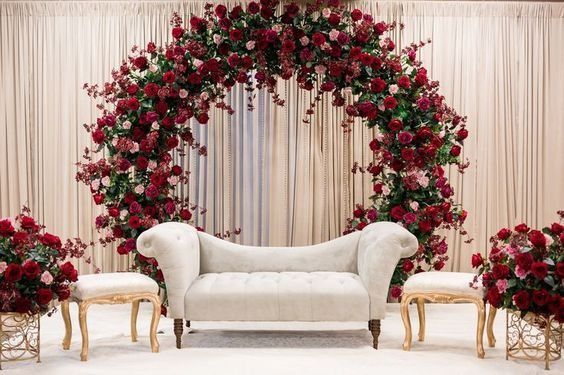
[474, 298, 486, 359]
[400, 294, 413, 351]
[61, 300, 72, 350]
[149, 295, 161, 353]
[131, 300, 140, 342]
[416, 298, 426, 342]
[78, 302, 91, 361]
[486, 305, 496, 347]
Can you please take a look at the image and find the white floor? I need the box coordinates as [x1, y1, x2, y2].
[3, 303, 561, 374]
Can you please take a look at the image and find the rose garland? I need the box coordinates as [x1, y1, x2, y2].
[77, 0, 468, 304]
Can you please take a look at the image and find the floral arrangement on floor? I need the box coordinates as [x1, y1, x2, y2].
[0, 208, 87, 315]
[76, 0, 468, 300]
[471, 211, 564, 322]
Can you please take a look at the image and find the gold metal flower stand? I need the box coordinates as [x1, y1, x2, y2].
[0, 313, 40, 370]
[506, 310, 562, 370]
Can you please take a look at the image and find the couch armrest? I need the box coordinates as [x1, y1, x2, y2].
[357, 222, 419, 320]
[137, 222, 200, 319]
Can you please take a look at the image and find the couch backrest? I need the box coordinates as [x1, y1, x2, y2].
[197, 230, 362, 274]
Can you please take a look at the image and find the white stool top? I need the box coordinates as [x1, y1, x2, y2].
[72, 272, 159, 301]
[403, 272, 484, 298]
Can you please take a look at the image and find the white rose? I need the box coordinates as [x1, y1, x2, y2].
[122, 121, 132, 129]
[322, 8, 331, 18]
[149, 64, 158, 73]
[213, 34, 222, 45]
[91, 180, 100, 191]
[389, 84, 399, 95]
[101, 176, 110, 187]
[151, 121, 160, 130]
[134, 184, 145, 194]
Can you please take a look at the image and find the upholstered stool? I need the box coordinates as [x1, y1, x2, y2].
[400, 272, 497, 358]
[61, 272, 161, 361]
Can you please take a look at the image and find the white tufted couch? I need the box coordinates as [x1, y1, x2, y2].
[137, 221, 418, 349]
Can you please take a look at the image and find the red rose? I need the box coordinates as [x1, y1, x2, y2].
[402, 260, 414, 273]
[4, 264, 23, 282]
[179, 209, 192, 221]
[145, 184, 159, 199]
[57, 285, 71, 301]
[388, 119, 403, 132]
[12, 231, 29, 246]
[215, 4, 227, 18]
[171, 165, 183, 176]
[36, 288, 53, 305]
[129, 215, 141, 229]
[312, 32, 326, 46]
[497, 228, 511, 240]
[398, 131, 413, 145]
[197, 113, 209, 124]
[390, 206, 406, 221]
[532, 289, 549, 306]
[328, 13, 341, 26]
[60, 261, 77, 279]
[91, 128, 103, 145]
[166, 136, 179, 150]
[418, 220, 432, 233]
[514, 223, 529, 233]
[0, 219, 15, 237]
[39, 233, 62, 249]
[471, 253, 484, 268]
[492, 264, 510, 279]
[144, 83, 160, 97]
[401, 148, 415, 161]
[551, 223, 564, 235]
[527, 230, 546, 248]
[530, 262, 548, 279]
[127, 97, 140, 111]
[172, 27, 184, 39]
[417, 97, 431, 111]
[456, 128, 468, 141]
[397, 75, 411, 89]
[450, 145, 461, 157]
[370, 77, 386, 93]
[513, 290, 530, 310]
[357, 102, 377, 118]
[162, 71, 176, 84]
[383, 96, 397, 110]
[351, 9, 362, 21]
[390, 285, 402, 299]
[229, 29, 243, 41]
[320, 81, 336, 92]
[556, 262, 564, 278]
[486, 288, 502, 308]
[93, 193, 105, 205]
[353, 208, 364, 218]
[133, 56, 148, 69]
[22, 260, 41, 280]
[433, 260, 445, 271]
[356, 221, 367, 230]
[248, 2, 260, 14]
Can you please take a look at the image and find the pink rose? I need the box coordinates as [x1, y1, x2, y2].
[40, 271, 54, 285]
[496, 279, 508, 293]
[398, 131, 414, 145]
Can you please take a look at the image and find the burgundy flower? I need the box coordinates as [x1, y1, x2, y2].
[497, 228, 511, 240]
[513, 290, 531, 310]
[397, 75, 411, 89]
[530, 262, 548, 280]
[417, 97, 431, 111]
[57, 285, 71, 301]
[487, 288, 502, 308]
[398, 131, 413, 145]
[247, 2, 260, 14]
[388, 118, 403, 132]
[179, 209, 192, 221]
[162, 71, 176, 84]
[172, 27, 184, 39]
[0, 219, 15, 237]
[383, 96, 397, 110]
[492, 264, 510, 279]
[312, 32, 326, 46]
[457, 128, 469, 141]
[14, 297, 31, 314]
[215, 4, 227, 18]
[532, 289, 549, 306]
[229, 29, 243, 42]
[370, 78, 386, 93]
[514, 223, 529, 233]
[471, 253, 484, 268]
[418, 220, 432, 233]
[390, 206, 406, 221]
[351, 9, 363, 21]
[328, 13, 341, 26]
[36, 288, 53, 305]
[4, 264, 23, 282]
[144, 83, 160, 97]
[528, 230, 546, 248]
[60, 261, 78, 282]
[320, 81, 335, 92]
[22, 260, 41, 280]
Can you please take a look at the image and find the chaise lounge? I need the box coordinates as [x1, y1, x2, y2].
[137, 221, 418, 349]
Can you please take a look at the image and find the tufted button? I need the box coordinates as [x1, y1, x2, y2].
[143, 241, 151, 248]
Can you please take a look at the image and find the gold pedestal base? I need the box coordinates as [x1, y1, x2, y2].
[0, 313, 40, 370]
[61, 292, 160, 361]
[400, 292, 497, 358]
[506, 310, 562, 370]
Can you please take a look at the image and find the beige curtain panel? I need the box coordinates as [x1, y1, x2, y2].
[1, 1, 563, 275]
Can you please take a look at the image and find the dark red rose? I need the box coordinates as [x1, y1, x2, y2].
[487, 288, 502, 308]
[14, 297, 31, 314]
[215, 4, 227, 18]
[12, 231, 28, 246]
[497, 228, 511, 240]
[162, 71, 176, 84]
[166, 136, 179, 150]
[550, 222, 564, 235]
[356, 221, 367, 230]
[417, 97, 431, 111]
[171, 165, 182, 176]
[457, 128, 469, 141]
[351, 9, 362, 21]
[282, 40, 295, 53]
[390, 205, 406, 221]
[450, 145, 461, 157]
[0, 219, 15, 237]
[402, 260, 414, 273]
[128, 215, 141, 229]
[197, 113, 209, 124]
[513, 290, 531, 310]
[530, 262, 548, 279]
[397, 75, 411, 89]
[144, 82, 160, 97]
[230, 5, 243, 19]
[4, 264, 23, 282]
[398, 131, 413, 145]
[532, 289, 549, 306]
[328, 13, 341, 26]
[22, 260, 41, 280]
[383, 96, 397, 110]
[172, 27, 184, 39]
[556, 262, 564, 278]
[39, 233, 62, 249]
[528, 230, 546, 248]
[320, 81, 335, 92]
[388, 118, 403, 132]
[370, 77, 386, 93]
[127, 97, 140, 111]
[248, 1, 260, 14]
[312, 32, 326, 46]
[514, 223, 529, 233]
[357, 102, 377, 118]
[353, 208, 364, 218]
[492, 264, 510, 279]
[229, 29, 243, 41]
[471, 253, 484, 268]
[36, 288, 53, 305]
[147, 42, 157, 53]
[433, 260, 445, 271]
[133, 56, 148, 69]
[60, 262, 76, 279]
[92, 128, 105, 144]
[126, 84, 139, 95]
[189, 16, 206, 32]
[374, 22, 387, 35]
[179, 209, 192, 221]
[418, 220, 432, 233]
[401, 148, 415, 161]
[57, 285, 71, 301]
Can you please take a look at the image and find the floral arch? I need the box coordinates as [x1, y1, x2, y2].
[77, 0, 469, 301]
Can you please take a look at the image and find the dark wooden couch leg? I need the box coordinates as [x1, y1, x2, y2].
[174, 319, 183, 349]
[186, 320, 191, 328]
[369, 320, 381, 349]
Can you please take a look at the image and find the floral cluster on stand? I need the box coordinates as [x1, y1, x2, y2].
[471, 211, 564, 322]
[77, 0, 468, 303]
[0, 208, 88, 315]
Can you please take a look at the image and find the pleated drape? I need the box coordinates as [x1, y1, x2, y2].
[1, 1, 563, 274]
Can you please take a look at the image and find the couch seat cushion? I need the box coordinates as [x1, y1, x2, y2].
[403, 272, 484, 298]
[72, 272, 159, 301]
[185, 272, 369, 321]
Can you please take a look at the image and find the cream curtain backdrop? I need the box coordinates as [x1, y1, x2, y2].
[1, 1, 563, 274]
